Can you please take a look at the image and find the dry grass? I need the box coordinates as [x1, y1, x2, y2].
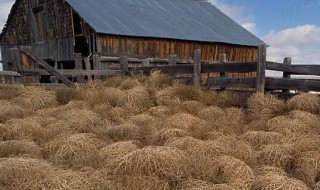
[0, 88, 20, 100]
[107, 123, 141, 142]
[42, 133, 102, 168]
[179, 179, 235, 190]
[149, 105, 176, 118]
[119, 78, 142, 90]
[55, 88, 81, 104]
[241, 131, 284, 150]
[120, 87, 154, 113]
[3, 117, 47, 142]
[15, 86, 57, 111]
[155, 87, 182, 106]
[247, 93, 285, 120]
[99, 141, 140, 168]
[294, 151, 320, 187]
[180, 100, 205, 115]
[113, 146, 188, 183]
[287, 93, 320, 114]
[213, 156, 255, 190]
[198, 106, 225, 121]
[288, 110, 320, 134]
[0, 157, 55, 190]
[146, 70, 174, 95]
[163, 113, 205, 132]
[253, 173, 309, 190]
[108, 175, 170, 190]
[0, 140, 41, 158]
[255, 144, 296, 172]
[153, 128, 189, 145]
[0, 100, 26, 123]
[255, 165, 288, 176]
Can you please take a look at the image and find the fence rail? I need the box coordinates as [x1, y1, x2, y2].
[3, 44, 320, 92]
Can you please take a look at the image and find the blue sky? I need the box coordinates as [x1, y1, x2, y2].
[0, 0, 319, 70]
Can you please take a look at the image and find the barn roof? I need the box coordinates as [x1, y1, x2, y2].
[66, 0, 264, 46]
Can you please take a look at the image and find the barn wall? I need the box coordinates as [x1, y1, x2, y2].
[97, 35, 258, 77]
[0, 0, 74, 66]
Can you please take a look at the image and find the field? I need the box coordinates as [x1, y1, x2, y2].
[0, 71, 320, 190]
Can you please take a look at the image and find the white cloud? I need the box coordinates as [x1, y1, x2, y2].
[208, 0, 256, 34]
[263, 24, 320, 65]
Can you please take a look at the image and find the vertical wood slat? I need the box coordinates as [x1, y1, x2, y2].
[120, 56, 128, 78]
[9, 48, 24, 84]
[93, 54, 102, 80]
[74, 53, 83, 83]
[193, 49, 201, 86]
[256, 44, 267, 93]
[282, 57, 292, 93]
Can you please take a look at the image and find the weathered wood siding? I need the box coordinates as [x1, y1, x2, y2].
[97, 35, 258, 77]
[0, 0, 74, 63]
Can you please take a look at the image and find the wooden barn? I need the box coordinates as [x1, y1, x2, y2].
[0, 0, 264, 84]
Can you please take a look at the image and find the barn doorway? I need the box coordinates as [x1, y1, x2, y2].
[73, 12, 90, 56]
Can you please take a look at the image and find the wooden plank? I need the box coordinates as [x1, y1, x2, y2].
[23, 69, 121, 76]
[266, 61, 320, 76]
[193, 49, 201, 86]
[206, 77, 257, 89]
[21, 48, 75, 87]
[265, 77, 320, 92]
[0, 71, 21, 77]
[256, 44, 267, 93]
[282, 57, 292, 93]
[74, 53, 83, 83]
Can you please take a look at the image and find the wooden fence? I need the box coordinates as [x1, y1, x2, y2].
[2, 44, 320, 92]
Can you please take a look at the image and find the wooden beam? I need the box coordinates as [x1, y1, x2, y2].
[265, 77, 320, 92]
[0, 71, 21, 77]
[84, 57, 92, 81]
[219, 54, 227, 90]
[168, 55, 177, 66]
[21, 48, 75, 87]
[23, 69, 121, 76]
[256, 44, 267, 93]
[9, 48, 24, 84]
[202, 62, 257, 73]
[282, 57, 292, 93]
[206, 77, 257, 89]
[193, 49, 201, 86]
[266, 61, 320, 76]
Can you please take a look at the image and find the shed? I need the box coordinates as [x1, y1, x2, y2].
[0, 0, 264, 80]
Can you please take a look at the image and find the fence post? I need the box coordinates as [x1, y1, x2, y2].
[256, 44, 267, 93]
[168, 54, 177, 66]
[93, 54, 102, 80]
[193, 49, 201, 87]
[219, 54, 227, 90]
[74, 53, 83, 83]
[120, 56, 128, 78]
[85, 57, 92, 82]
[9, 48, 24, 84]
[282, 57, 292, 93]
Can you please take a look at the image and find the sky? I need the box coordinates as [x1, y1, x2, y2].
[0, 0, 319, 71]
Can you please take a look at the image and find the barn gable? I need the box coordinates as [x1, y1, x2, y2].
[66, 0, 264, 46]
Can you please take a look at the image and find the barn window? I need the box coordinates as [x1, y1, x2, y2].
[32, 5, 47, 42]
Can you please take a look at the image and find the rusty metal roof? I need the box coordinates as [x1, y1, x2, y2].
[66, 0, 264, 46]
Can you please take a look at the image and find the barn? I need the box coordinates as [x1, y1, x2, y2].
[0, 0, 264, 83]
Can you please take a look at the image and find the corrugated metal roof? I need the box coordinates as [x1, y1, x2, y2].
[67, 0, 264, 46]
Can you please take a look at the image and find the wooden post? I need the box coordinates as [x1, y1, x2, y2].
[193, 49, 201, 86]
[93, 54, 102, 80]
[9, 48, 24, 84]
[168, 54, 177, 66]
[120, 56, 128, 78]
[282, 57, 292, 93]
[85, 57, 92, 81]
[74, 53, 83, 83]
[256, 44, 267, 93]
[219, 54, 227, 91]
